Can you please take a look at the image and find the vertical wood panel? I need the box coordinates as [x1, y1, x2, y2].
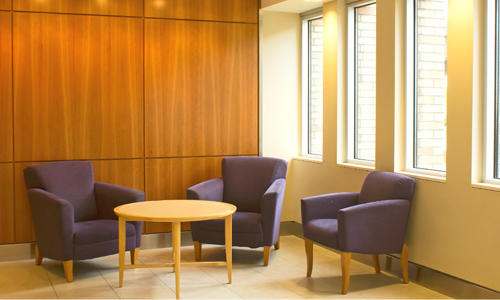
[145, 19, 258, 158]
[14, 162, 36, 243]
[0, 12, 12, 162]
[92, 159, 145, 192]
[145, 0, 258, 23]
[0, 163, 14, 244]
[0, 0, 9, 10]
[13, 0, 143, 17]
[144, 157, 223, 233]
[14, 13, 144, 162]
[15, 160, 145, 243]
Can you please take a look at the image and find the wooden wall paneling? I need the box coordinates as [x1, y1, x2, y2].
[145, 0, 258, 23]
[0, 163, 14, 244]
[14, 13, 144, 162]
[13, 0, 143, 17]
[0, 12, 12, 162]
[144, 157, 224, 234]
[92, 159, 145, 233]
[0, 0, 10, 11]
[145, 20, 259, 158]
[15, 159, 145, 243]
[92, 159, 145, 192]
[14, 162, 37, 243]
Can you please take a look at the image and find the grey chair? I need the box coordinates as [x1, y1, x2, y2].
[24, 161, 144, 282]
[301, 171, 416, 294]
[187, 156, 287, 266]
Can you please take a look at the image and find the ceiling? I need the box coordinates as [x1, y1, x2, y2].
[262, 0, 330, 14]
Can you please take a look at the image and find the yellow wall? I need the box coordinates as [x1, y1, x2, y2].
[261, 11, 302, 221]
[264, 0, 500, 292]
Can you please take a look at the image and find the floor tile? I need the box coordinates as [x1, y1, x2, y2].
[0, 285, 58, 299]
[299, 291, 368, 299]
[0, 260, 51, 285]
[226, 281, 302, 299]
[175, 284, 243, 299]
[0, 235, 453, 300]
[112, 285, 177, 299]
[100, 267, 167, 289]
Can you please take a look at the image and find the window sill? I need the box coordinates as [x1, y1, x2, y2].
[396, 170, 446, 183]
[337, 162, 375, 171]
[293, 156, 323, 164]
[471, 182, 500, 193]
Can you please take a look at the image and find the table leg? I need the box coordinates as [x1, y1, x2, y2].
[173, 222, 181, 300]
[225, 215, 232, 284]
[172, 248, 175, 273]
[118, 217, 126, 287]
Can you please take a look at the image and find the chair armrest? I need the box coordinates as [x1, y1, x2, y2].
[186, 178, 224, 202]
[301, 192, 359, 224]
[94, 182, 145, 220]
[261, 178, 286, 246]
[338, 199, 411, 254]
[27, 188, 74, 261]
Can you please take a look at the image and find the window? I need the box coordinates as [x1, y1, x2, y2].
[407, 0, 448, 173]
[347, 2, 377, 164]
[484, 0, 499, 182]
[302, 15, 323, 157]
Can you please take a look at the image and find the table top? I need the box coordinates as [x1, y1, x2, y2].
[114, 200, 236, 222]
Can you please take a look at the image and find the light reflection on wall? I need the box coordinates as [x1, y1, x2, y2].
[154, 0, 165, 8]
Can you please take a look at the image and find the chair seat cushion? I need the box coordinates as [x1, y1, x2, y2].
[197, 212, 262, 234]
[74, 219, 136, 246]
[303, 219, 339, 250]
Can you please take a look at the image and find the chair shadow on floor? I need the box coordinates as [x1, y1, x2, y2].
[311, 273, 404, 294]
[41, 259, 103, 283]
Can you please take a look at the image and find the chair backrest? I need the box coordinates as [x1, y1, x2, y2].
[358, 171, 415, 204]
[222, 156, 288, 213]
[24, 161, 97, 222]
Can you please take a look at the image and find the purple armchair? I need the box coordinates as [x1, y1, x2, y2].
[24, 161, 144, 282]
[187, 156, 287, 266]
[301, 171, 415, 294]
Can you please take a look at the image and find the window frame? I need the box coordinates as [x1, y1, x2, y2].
[346, 0, 376, 167]
[404, 0, 447, 177]
[301, 10, 324, 159]
[483, 0, 500, 184]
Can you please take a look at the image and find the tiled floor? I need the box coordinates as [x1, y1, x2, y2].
[0, 236, 451, 299]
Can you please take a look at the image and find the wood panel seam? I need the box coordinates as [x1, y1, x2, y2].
[8, 13, 258, 25]
[10, 10, 144, 18]
[11, 9, 15, 243]
[143, 16, 258, 25]
[143, 7, 146, 213]
[10, 155, 258, 164]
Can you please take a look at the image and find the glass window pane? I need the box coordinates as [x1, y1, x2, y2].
[354, 3, 376, 161]
[414, 0, 447, 171]
[495, 0, 500, 178]
[308, 17, 323, 156]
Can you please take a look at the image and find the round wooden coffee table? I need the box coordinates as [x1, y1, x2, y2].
[114, 200, 236, 299]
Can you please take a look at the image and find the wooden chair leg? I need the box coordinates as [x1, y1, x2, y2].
[305, 238, 313, 277]
[194, 241, 202, 261]
[130, 247, 139, 265]
[35, 245, 43, 266]
[63, 260, 73, 283]
[263, 246, 271, 266]
[341, 252, 351, 294]
[372, 254, 380, 273]
[401, 244, 409, 283]
[274, 236, 280, 250]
